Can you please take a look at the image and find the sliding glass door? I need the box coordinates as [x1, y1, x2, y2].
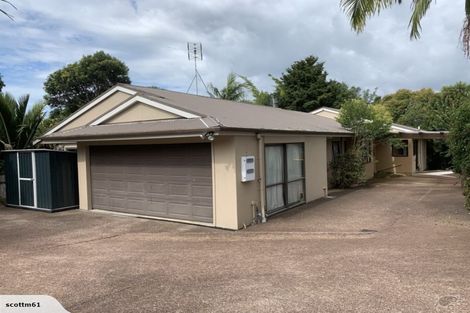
[265, 143, 305, 214]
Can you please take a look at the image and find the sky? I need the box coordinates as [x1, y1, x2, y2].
[1, 0, 470, 106]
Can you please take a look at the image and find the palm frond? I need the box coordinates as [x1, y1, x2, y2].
[0, 93, 17, 145]
[462, 0, 470, 57]
[340, 0, 400, 32]
[409, 0, 432, 39]
[15, 94, 29, 127]
[0, 0, 16, 20]
[238, 74, 260, 98]
[17, 101, 45, 148]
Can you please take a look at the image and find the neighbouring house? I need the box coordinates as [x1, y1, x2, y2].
[40, 84, 351, 230]
[310, 107, 448, 184]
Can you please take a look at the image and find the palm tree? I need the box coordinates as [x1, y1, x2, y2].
[1, 0, 16, 20]
[238, 75, 273, 106]
[340, 0, 470, 57]
[0, 93, 45, 149]
[208, 72, 248, 101]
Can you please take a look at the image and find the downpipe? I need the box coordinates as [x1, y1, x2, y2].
[256, 133, 267, 223]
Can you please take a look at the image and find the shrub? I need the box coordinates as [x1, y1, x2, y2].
[330, 152, 365, 188]
[464, 177, 470, 210]
[448, 101, 470, 209]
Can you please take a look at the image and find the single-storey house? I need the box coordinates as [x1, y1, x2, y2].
[41, 84, 351, 230]
[310, 107, 447, 182]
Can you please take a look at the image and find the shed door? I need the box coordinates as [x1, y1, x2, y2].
[90, 144, 213, 223]
[18, 152, 36, 208]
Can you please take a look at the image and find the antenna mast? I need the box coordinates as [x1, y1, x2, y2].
[186, 42, 209, 95]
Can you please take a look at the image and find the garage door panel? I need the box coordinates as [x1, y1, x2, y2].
[168, 184, 190, 196]
[147, 199, 168, 213]
[108, 180, 127, 191]
[146, 183, 168, 195]
[90, 144, 213, 223]
[108, 196, 127, 209]
[193, 205, 213, 218]
[192, 185, 212, 197]
[191, 197, 213, 207]
[127, 198, 146, 210]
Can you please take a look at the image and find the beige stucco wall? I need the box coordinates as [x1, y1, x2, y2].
[77, 143, 91, 210]
[313, 111, 338, 120]
[375, 139, 414, 174]
[212, 136, 239, 229]
[364, 161, 375, 180]
[61, 91, 132, 131]
[234, 136, 260, 228]
[105, 102, 180, 124]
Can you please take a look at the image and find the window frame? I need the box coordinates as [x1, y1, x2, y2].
[392, 140, 409, 157]
[265, 143, 306, 215]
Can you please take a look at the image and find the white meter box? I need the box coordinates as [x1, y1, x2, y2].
[241, 156, 255, 182]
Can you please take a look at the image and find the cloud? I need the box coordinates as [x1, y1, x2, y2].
[0, 0, 469, 106]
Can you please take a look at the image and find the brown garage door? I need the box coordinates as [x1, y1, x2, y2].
[90, 144, 213, 223]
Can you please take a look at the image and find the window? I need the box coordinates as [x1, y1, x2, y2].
[265, 143, 305, 214]
[332, 141, 342, 161]
[392, 140, 409, 157]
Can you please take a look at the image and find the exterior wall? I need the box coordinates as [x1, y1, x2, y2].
[77, 143, 92, 210]
[212, 136, 239, 230]
[313, 110, 338, 120]
[234, 136, 260, 228]
[74, 133, 329, 230]
[375, 139, 414, 175]
[105, 102, 180, 124]
[62, 91, 132, 131]
[364, 161, 375, 180]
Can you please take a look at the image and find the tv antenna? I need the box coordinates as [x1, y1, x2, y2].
[186, 42, 209, 95]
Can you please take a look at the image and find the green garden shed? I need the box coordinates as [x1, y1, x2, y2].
[3, 149, 78, 212]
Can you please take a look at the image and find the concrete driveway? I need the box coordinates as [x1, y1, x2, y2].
[1, 173, 469, 313]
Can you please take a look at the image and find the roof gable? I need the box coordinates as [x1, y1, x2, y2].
[44, 86, 137, 135]
[104, 102, 181, 124]
[90, 95, 200, 126]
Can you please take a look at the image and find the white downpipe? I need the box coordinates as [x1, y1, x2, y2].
[257, 134, 267, 223]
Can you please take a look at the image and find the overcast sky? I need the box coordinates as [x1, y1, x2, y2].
[1, 0, 469, 105]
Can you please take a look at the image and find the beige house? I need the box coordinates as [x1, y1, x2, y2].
[41, 85, 350, 230]
[311, 107, 447, 181]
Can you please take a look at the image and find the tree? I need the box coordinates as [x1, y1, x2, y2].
[338, 99, 392, 150]
[379, 89, 415, 122]
[340, 0, 470, 57]
[273, 56, 358, 112]
[238, 75, 272, 106]
[0, 73, 5, 92]
[208, 72, 248, 101]
[395, 88, 441, 129]
[0, 0, 15, 20]
[449, 101, 470, 175]
[0, 93, 45, 149]
[333, 99, 393, 187]
[44, 51, 131, 118]
[448, 101, 470, 208]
